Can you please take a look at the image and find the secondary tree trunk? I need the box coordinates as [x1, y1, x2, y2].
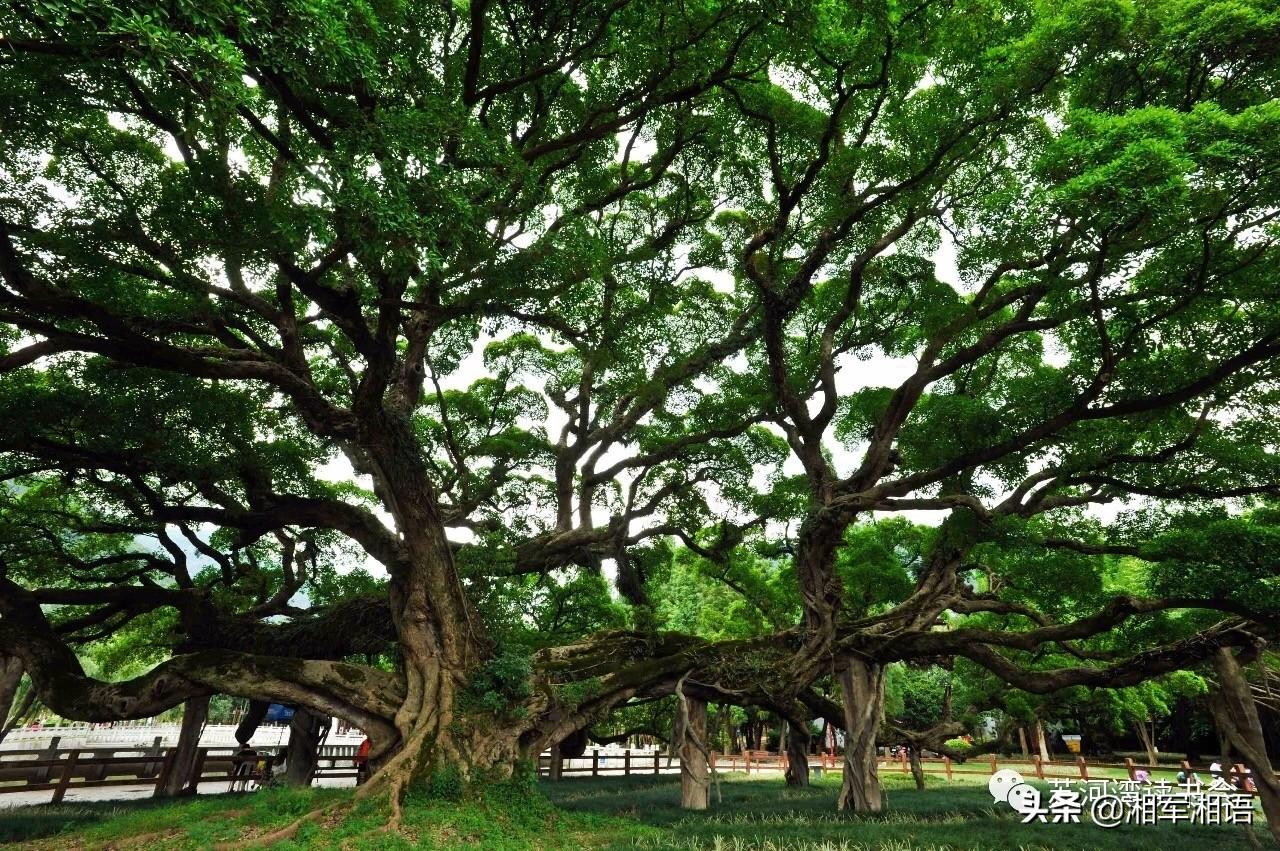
[235, 699, 270, 746]
[908, 745, 926, 790]
[785, 718, 810, 788]
[157, 695, 209, 798]
[837, 657, 886, 812]
[680, 696, 709, 810]
[1132, 714, 1158, 766]
[1018, 726, 1030, 757]
[548, 740, 563, 781]
[1208, 648, 1280, 845]
[0, 654, 23, 745]
[285, 706, 326, 786]
[1034, 719, 1051, 762]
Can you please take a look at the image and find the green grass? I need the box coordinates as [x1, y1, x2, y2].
[545, 772, 1271, 850]
[0, 771, 1269, 849]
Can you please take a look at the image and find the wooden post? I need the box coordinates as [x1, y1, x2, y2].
[91, 749, 110, 781]
[1124, 757, 1136, 781]
[145, 735, 164, 779]
[37, 736, 61, 784]
[653, 750, 661, 775]
[989, 755, 998, 775]
[51, 750, 80, 804]
[1077, 756, 1089, 780]
[900, 749, 909, 774]
[624, 749, 631, 776]
[944, 756, 953, 782]
[1033, 754, 1045, 780]
[591, 749, 599, 777]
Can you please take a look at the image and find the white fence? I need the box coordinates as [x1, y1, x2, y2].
[1, 723, 368, 752]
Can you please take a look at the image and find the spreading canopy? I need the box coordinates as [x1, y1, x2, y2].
[1, 0, 1279, 800]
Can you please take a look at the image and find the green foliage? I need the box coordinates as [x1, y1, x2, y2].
[2, 0, 1280, 773]
[462, 647, 533, 717]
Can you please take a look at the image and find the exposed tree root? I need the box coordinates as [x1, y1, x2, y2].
[211, 803, 346, 849]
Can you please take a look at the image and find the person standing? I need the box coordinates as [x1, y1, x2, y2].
[355, 737, 371, 785]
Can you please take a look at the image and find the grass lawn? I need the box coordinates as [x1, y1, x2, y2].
[0, 771, 1270, 849]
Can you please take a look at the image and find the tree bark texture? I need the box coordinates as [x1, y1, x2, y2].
[909, 745, 926, 790]
[0, 654, 23, 745]
[1207, 648, 1280, 845]
[1035, 719, 1051, 762]
[785, 718, 811, 788]
[680, 696, 709, 810]
[837, 657, 885, 812]
[285, 706, 326, 786]
[236, 699, 270, 746]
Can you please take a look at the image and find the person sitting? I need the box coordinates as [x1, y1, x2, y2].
[230, 745, 259, 792]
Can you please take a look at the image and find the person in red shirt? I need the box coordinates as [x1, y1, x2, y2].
[355, 737, 371, 785]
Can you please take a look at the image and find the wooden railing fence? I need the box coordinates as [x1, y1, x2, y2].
[6, 741, 1271, 804]
[0, 740, 361, 804]
[535, 747, 1274, 796]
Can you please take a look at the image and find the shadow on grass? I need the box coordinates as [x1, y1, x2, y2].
[0, 795, 238, 844]
[541, 772, 1273, 851]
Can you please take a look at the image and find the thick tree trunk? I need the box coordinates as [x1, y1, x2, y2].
[351, 416, 497, 807]
[908, 745, 926, 790]
[1132, 715, 1158, 766]
[837, 657, 886, 812]
[365, 670, 521, 807]
[0, 654, 23, 745]
[785, 719, 810, 788]
[285, 707, 326, 786]
[157, 695, 209, 798]
[1208, 648, 1280, 845]
[680, 696, 709, 810]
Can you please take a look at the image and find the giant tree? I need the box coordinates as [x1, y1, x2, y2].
[3, 0, 1280, 821]
[703, 0, 1280, 810]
